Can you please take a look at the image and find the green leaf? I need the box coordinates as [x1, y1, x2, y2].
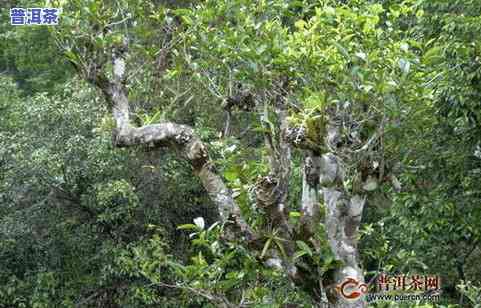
[294, 251, 308, 260]
[173, 8, 191, 16]
[333, 42, 350, 60]
[296, 240, 313, 257]
[261, 238, 273, 259]
[423, 46, 443, 65]
[289, 211, 301, 218]
[224, 169, 238, 182]
[143, 110, 162, 125]
[294, 19, 306, 30]
[64, 50, 79, 65]
[274, 239, 287, 258]
[177, 224, 198, 230]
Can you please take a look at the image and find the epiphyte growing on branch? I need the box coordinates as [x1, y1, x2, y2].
[286, 112, 327, 153]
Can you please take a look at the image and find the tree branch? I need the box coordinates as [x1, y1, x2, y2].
[85, 45, 254, 239]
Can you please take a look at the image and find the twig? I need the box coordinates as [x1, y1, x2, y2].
[105, 16, 131, 28]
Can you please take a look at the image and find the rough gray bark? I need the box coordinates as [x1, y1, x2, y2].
[321, 124, 367, 308]
[300, 151, 330, 307]
[300, 151, 321, 240]
[255, 93, 303, 286]
[256, 99, 292, 237]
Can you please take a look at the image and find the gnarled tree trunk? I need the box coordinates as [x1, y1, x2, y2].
[73, 39, 369, 306]
[321, 124, 367, 308]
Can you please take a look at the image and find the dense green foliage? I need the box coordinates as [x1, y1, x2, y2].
[1, 0, 480, 307]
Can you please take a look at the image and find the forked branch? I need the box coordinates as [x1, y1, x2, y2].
[83, 45, 254, 238]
